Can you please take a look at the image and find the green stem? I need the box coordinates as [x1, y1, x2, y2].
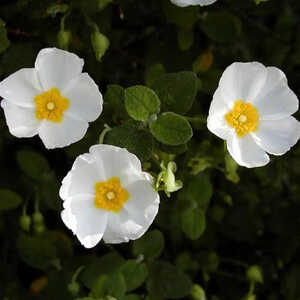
[248, 281, 256, 296]
[99, 124, 112, 144]
[83, 12, 99, 31]
[72, 265, 85, 282]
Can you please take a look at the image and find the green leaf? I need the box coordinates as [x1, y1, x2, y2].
[200, 12, 242, 43]
[133, 230, 165, 260]
[17, 234, 57, 270]
[181, 208, 206, 240]
[145, 63, 166, 87]
[120, 260, 148, 292]
[0, 189, 22, 211]
[104, 84, 127, 118]
[122, 294, 141, 300]
[105, 123, 153, 162]
[16, 150, 50, 181]
[225, 153, 240, 183]
[81, 252, 125, 289]
[156, 142, 188, 155]
[0, 18, 10, 54]
[151, 72, 198, 114]
[150, 112, 193, 146]
[186, 174, 213, 211]
[92, 272, 126, 299]
[125, 85, 160, 121]
[147, 261, 193, 299]
[163, 1, 198, 30]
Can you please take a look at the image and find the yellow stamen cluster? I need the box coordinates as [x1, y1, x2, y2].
[225, 100, 259, 137]
[34, 88, 69, 123]
[94, 177, 129, 213]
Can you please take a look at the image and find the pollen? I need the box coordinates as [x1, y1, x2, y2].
[94, 177, 129, 213]
[34, 88, 69, 123]
[225, 100, 259, 137]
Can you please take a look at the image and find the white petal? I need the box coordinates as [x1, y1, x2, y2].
[207, 89, 233, 140]
[63, 73, 103, 122]
[251, 117, 300, 155]
[170, 0, 217, 6]
[35, 48, 84, 91]
[59, 153, 103, 200]
[103, 209, 145, 244]
[218, 62, 267, 107]
[123, 180, 160, 229]
[227, 134, 270, 168]
[252, 67, 299, 120]
[89, 145, 143, 186]
[1, 99, 40, 138]
[62, 195, 108, 248]
[0, 69, 42, 107]
[38, 115, 88, 149]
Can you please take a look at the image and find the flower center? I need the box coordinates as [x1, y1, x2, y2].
[46, 102, 55, 110]
[34, 88, 69, 123]
[225, 100, 259, 137]
[94, 177, 129, 213]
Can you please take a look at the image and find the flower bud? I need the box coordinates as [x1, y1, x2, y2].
[190, 284, 206, 300]
[19, 214, 31, 232]
[67, 281, 80, 296]
[57, 30, 72, 50]
[91, 31, 110, 62]
[33, 211, 44, 225]
[34, 223, 45, 234]
[246, 265, 263, 284]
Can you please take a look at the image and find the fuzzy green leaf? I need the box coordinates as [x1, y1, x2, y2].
[150, 112, 193, 146]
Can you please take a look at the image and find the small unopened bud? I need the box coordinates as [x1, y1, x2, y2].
[34, 223, 45, 234]
[19, 215, 31, 232]
[190, 284, 206, 300]
[68, 281, 80, 296]
[57, 30, 72, 50]
[91, 31, 110, 62]
[246, 265, 263, 284]
[33, 211, 44, 225]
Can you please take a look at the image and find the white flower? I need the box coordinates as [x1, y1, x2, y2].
[170, 0, 218, 7]
[207, 62, 300, 168]
[0, 48, 102, 149]
[60, 144, 160, 248]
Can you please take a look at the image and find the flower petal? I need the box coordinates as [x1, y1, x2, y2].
[38, 115, 88, 149]
[252, 67, 299, 120]
[170, 0, 217, 7]
[227, 134, 270, 168]
[89, 145, 143, 186]
[103, 209, 145, 244]
[251, 117, 300, 155]
[1, 99, 40, 138]
[35, 48, 84, 91]
[0, 69, 42, 107]
[123, 179, 159, 229]
[63, 73, 103, 122]
[218, 62, 267, 107]
[59, 153, 103, 200]
[207, 89, 234, 140]
[62, 195, 108, 248]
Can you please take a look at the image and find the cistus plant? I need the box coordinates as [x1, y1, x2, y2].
[0, 0, 300, 300]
